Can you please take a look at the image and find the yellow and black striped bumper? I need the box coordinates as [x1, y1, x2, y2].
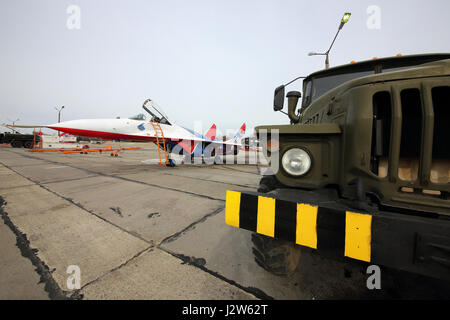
[225, 190, 372, 262]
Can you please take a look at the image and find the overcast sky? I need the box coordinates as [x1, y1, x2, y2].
[1, 0, 449, 136]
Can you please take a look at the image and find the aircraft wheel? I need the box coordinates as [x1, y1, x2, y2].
[166, 159, 176, 167]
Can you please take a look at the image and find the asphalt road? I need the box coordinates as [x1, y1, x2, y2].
[0, 144, 448, 299]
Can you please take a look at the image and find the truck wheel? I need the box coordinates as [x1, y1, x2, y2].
[23, 141, 33, 149]
[251, 233, 301, 277]
[11, 140, 23, 148]
[258, 175, 282, 193]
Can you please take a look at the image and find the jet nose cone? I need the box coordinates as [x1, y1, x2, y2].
[47, 121, 72, 129]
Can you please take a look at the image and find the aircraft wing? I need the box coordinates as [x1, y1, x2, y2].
[2, 124, 47, 128]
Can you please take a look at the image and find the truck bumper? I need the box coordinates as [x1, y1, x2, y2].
[225, 189, 450, 281]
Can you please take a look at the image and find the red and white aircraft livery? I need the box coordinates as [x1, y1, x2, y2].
[7, 99, 246, 166]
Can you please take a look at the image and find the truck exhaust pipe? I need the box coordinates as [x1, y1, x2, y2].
[287, 91, 301, 124]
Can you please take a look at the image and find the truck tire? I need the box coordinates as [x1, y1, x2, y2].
[251, 233, 301, 277]
[23, 141, 33, 149]
[11, 140, 23, 148]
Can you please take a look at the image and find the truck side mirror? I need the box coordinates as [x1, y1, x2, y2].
[273, 85, 285, 111]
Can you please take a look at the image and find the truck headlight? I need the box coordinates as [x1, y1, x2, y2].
[281, 147, 312, 176]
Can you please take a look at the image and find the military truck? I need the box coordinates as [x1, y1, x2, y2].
[225, 53, 450, 281]
[0, 132, 40, 149]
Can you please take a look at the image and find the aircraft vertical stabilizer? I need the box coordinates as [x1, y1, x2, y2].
[205, 124, 216, 140]
[226, 123, 246, 144]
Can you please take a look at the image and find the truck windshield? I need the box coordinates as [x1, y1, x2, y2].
[304, 70, 374, 106]
[302, 54, 450, 107]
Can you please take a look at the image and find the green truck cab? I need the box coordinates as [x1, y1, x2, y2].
[225, 54, 450, 280]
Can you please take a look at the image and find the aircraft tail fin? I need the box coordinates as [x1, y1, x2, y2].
[205, 124, 216, 140]
[237, 123, 246, 137]
[225, 123, 246, 144]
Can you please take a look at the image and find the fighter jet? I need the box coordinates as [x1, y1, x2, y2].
[6, 99, 246, 166]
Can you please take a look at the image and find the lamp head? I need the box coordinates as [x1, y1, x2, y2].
[339, 12, 351, 29]
[342, 12, 351, 23]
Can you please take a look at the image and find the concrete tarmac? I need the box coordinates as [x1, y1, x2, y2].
[0, 143, 448, 299]
[0, 217, 48, 299]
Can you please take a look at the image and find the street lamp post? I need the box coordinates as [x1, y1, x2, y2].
[12, 118, 20, 133]
[308, 12, 351, 69]
[6, 118, 20, 133]
[55, 106, 65, 123]
[55, 106, 65, 136]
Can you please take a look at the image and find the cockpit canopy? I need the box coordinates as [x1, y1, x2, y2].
[142, 99, 171, 125]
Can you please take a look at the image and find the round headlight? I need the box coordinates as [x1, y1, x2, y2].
[281, 148, 312, 176]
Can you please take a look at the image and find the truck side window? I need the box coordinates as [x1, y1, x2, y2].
[304, 81, 312, 106]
